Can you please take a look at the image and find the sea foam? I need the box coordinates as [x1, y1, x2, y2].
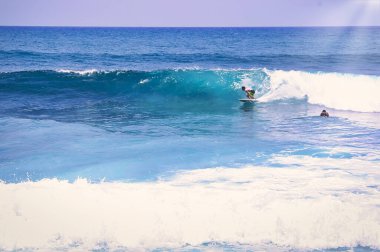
[1, 155, 379, 251]
[260, 70, 380, 113]
[57, 69, 99, 75]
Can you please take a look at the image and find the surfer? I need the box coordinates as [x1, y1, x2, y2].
[320, 110, 329, 117]
[241, 86, 255, 99]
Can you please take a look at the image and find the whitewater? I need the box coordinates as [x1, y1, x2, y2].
[2, 156, 380, 251]
[1, 27, 380, 251]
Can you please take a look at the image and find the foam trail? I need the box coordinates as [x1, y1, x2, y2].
[1, 156, 379, 251]
[259, 70, 380, 112]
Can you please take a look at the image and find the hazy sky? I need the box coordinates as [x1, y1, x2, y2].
[0, 0, 379, 27]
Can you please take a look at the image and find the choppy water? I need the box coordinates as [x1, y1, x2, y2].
[0, 27, 379, 251]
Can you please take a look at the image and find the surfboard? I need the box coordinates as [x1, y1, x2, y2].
[239, 99, 256, 103]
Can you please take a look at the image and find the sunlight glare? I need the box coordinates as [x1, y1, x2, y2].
[367, 0, 380, 7]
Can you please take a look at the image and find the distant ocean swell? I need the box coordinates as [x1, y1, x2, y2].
[1, 69, 380, 113]
[1, 154, 379, 251]
[2, 49, 380, 69]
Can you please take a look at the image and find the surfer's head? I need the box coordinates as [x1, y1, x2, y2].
[241, 86, 246, 91]
[320, 110, 329, 117]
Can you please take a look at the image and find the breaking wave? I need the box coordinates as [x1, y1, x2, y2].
[261, 70, 380, 113]
[1, 68, 379, 112]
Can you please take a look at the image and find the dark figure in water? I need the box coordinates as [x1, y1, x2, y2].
[242, 86, 255, 99]
[320, 110, 329, 117]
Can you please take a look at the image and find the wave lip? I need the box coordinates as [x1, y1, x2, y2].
[57, 69, 99, 75]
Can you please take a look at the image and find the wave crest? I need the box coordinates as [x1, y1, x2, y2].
[57, 69, 99, 75]
[260, 70, 380, 112]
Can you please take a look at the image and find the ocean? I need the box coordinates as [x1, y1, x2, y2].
[0, 27, 380, 251]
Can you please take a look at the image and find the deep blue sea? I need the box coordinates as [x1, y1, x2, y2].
[0, 27, 380, 251]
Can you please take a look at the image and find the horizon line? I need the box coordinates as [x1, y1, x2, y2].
[1, 25, 380, 29]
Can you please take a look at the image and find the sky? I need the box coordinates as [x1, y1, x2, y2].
[0, 0, 379, 27]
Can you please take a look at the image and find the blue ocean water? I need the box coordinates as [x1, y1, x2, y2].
[0, 27, 380, 251]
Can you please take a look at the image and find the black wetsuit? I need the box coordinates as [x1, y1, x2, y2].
[320, 111, 329, 117]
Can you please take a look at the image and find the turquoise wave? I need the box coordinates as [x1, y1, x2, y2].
[2, 68, 380, 112]
[0, 69, 269, 102]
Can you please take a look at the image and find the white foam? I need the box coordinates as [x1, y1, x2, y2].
[139, 78, 150, 84]
[57, 69, 99, 75]
[259, 70, 380, 113]
[1, 155, 379, 251]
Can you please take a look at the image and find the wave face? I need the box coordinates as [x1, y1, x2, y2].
[0, 69, 250, 101]
[1, 69, 380, 113]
